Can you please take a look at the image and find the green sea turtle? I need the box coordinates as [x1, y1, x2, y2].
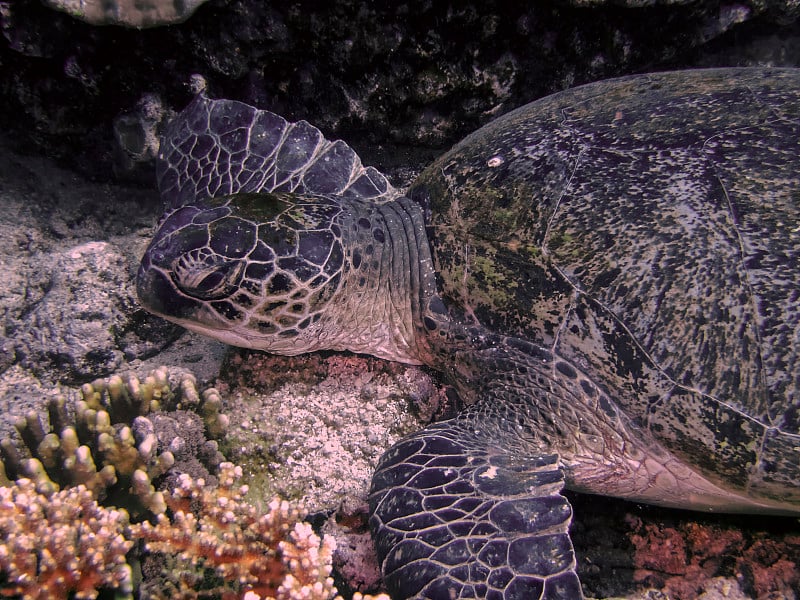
[137, 67, 800, 599]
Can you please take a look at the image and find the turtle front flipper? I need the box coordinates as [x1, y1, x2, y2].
[369, 418, 583, 600]
[157, 95, 398, 208]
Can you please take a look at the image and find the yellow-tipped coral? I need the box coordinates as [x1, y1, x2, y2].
[0, 461, 391, 600]
[0, 369, 391, 599]
[79, 367, 169, 418]
[0, 367, 226, 518]
[0, 479, 134, 600]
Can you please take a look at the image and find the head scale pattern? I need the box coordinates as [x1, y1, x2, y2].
[139, 95, 400, 352]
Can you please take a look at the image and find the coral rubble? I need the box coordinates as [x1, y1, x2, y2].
[628, 514, 800, 599]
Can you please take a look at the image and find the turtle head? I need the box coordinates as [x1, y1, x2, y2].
[137, 191, 345, 353]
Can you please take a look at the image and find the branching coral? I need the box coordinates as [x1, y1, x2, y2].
[0, 458, 391, 600]
[0, 367, 228, 518]
[134, 462, 339, 600]
[0, 479, 134, 600]
[0, 369, 390, 600]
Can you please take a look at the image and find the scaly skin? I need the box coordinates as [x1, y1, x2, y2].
[138, 192, 432, 361]
[139, 70, 800, 599]
[138, 186, 590, 597]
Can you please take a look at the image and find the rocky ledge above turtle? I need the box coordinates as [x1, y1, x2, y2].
[137, 67, 800, 599]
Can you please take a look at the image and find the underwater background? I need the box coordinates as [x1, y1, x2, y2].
[0, 1, 799, 598]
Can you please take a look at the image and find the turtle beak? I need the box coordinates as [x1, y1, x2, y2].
[137, 255, 244, 344]
[136, 256, 201, 322]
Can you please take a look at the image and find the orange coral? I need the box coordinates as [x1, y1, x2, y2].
[0, 479, 133, 600]
[133, 462, 339, 600]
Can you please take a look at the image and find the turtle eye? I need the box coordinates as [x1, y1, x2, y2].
[172, 249, 244, 301]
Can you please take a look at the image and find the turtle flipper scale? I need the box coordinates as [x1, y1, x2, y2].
[369, 420, 583, 600]
[157, 95, 397, 208]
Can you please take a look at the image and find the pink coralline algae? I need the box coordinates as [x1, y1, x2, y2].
[627, 514, 800, 599]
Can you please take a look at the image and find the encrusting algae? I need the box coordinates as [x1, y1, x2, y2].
[0, 367, 389, 600]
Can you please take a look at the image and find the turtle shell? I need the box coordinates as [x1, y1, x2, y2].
[410, 68, 800, 504]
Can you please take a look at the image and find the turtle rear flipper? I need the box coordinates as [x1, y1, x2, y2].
[369, 419, 582, 600]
